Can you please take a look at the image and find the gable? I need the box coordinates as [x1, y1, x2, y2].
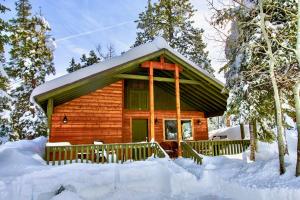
[32, 38, 228, 117]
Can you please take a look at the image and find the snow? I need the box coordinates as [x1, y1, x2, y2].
[0, 66, 8, 78]
[0, 130, 300, 200]
[46, 38, 57, 51]
[31, 37, 224, 104]
[23, 58, 32, 68]
[209, 125, 250, 140]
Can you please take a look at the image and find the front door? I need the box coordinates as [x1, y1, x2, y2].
[132, 119, 148, 142]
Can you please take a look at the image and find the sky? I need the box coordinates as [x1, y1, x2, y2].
[3, 0, 227, 82]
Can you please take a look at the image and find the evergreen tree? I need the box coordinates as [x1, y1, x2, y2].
[211, 0, 299, 139]
[210, 0, 299, 174]
[134, 0, 214, 73]
[66, 58, 82, 73]
[86, 50, 100, 66]
[67, 44, 116, 73]
[0, 3, 12, 144]
[7, 0, 56, 139]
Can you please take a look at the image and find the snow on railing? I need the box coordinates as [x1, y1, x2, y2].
[181, 142, 203, 165]
[45, 142, 166, 166]
[186, 139, 250, 156]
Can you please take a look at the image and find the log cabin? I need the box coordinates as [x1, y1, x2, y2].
[31, 37, 229, 159]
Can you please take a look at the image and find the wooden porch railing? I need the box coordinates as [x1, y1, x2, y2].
[186, 140, 250, 156]
[181, 141, 203, 165]
[46, 142, 166, 165]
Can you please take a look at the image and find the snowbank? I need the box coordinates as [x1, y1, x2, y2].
[0, 131, 300, 200]
[209, 125, 250, 140]
[0, 137, 223, 200]
[178, 129, 300, 200]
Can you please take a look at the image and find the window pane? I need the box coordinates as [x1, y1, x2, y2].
[182, 120, 192, 140]
[165, 120, 177, 140]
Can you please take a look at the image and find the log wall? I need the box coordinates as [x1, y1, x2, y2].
[50, 80, 208, 144]
[50, 81, 124, 144]
[123, 110, 208, 143]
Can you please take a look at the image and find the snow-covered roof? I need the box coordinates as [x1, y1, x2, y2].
[31, 37, 222, 100]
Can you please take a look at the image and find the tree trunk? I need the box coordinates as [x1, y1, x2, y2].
[249, 121, 256, 161]
[294, 0, 300, 177]
[259, 0, 286, 174]
[240, 123, 245, 140]
[295, 81, 300, 176]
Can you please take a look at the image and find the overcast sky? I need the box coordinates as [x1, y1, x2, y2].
[3, 0, 227, 82]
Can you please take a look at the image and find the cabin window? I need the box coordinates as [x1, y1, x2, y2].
[164, 119, 193, 140]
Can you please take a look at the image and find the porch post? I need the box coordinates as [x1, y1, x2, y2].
[47, 98, 53, 134]
[149, 61, 155, 141]
[175, 64, 182, 157]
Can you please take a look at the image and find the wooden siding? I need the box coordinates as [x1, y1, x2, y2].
[123, 110, 208, 143]
[50, 81, 124, 144]
[50, 80, 208, 144]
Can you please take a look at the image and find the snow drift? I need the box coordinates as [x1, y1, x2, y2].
[0, 130, 300, 200]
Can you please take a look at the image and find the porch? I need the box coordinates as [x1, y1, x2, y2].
[45, 139, 250, 165]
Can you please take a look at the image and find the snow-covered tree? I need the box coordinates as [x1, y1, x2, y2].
[134, 0, 214, 74]
[7, 0, 56, 139]
[210, 0, 299, 174]
[0, 3, 12, 144]
[0, 63, 11, 144]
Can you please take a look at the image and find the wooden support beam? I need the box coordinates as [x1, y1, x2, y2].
[141, 59, 183, 72]
[159, 82, 214, 112]
[114, 74, 201, 85]
[149, 62, 155, 141]
[175, 64, 182, 157]
[157, 71, 226, 110]
[115, 73, 227, 109]
[47, 98, 53, 134]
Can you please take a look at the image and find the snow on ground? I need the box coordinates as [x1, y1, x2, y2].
[0, 130, 300, 200]
[209, 125, 250, 140]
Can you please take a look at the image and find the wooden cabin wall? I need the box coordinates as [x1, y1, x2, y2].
[123, 110, 208, 143]
[50, 81, 124, 144]
[50, 80, 208, 144]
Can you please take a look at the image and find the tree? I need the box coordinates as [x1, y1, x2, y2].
[104, 43, 116, 60]
[0, 3, 12, 144]
[7, 0, 56, 139]
[67, 44, 116, 73]
[134, 0, 214, 74]
[86, 50, 100, 66]
[210, 0, 299, 174]
[294, 0, 300, 177]
[258, 0, 286, 174]
[66, 58, 81, 73]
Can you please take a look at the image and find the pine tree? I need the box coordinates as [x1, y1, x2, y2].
[0, 3, 12, 144]
[134, 0, 157, 46]
[67, 44, 115, 73]
[86, 50, 100, 66]
[134, 0, 214, 73]
[7, 0, 56, 139]
[210, 0, 299, 174]
[66, 58, 82, 73]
